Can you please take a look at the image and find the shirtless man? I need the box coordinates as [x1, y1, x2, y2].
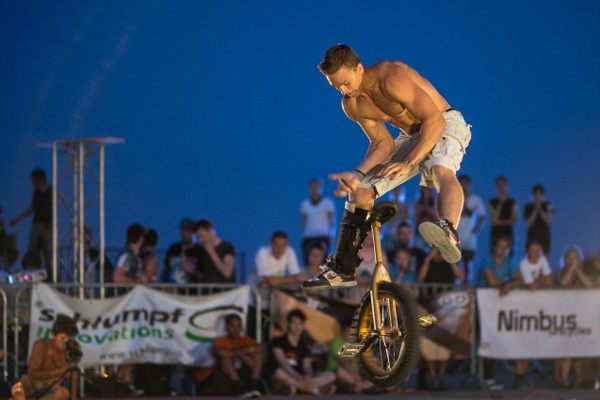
[302, 44, 471, 290]
[16, 314, 79, 399]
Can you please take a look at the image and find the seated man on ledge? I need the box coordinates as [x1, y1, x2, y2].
[211, 313, 264, 396]
[15, 314, 78, 400]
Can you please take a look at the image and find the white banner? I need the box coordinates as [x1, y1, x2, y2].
[29, 284, 251, 367]
[477, 288, 600, 359]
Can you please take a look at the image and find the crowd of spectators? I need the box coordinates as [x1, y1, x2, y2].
[3, 171, 600, 396]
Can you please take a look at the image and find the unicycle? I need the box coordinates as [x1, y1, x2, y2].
[338, 201, 436, 387]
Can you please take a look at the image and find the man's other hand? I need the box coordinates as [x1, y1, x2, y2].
[329, 171, 361, 197]
[378, 161, 414, 180]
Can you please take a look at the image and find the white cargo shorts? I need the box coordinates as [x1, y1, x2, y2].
[360, 109, 471, 197]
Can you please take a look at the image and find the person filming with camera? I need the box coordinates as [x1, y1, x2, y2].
[13, 314, 80, 400]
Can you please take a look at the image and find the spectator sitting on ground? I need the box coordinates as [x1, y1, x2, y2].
[140, 228, 159, 283]
[267, 309, 336, 395]
[325, 321, 374, 394]
[514, 240, 553, 389]
[195, 219, 236, 283]
[15, 314, 78, 400]
[554, 246, 593, 388]
[211, 313, 264, 396]
[255, 231, 302, 288]
[476, 236, 521, 296]
[162, 218, 205, 284]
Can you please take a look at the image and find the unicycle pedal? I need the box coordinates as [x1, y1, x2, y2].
[338, 343, 364, 358]
[419, 313, 437, 328]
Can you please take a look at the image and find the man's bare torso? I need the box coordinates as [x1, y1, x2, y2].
[344, 61, 450, 134]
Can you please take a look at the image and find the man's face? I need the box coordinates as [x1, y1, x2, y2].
[180, 229, 194, 244]
[271, 238, 288, 258]
[307, 247, 325, 269]
[397, 226, 412, 245]
[494, 239, 510, 259]
[226, 318, 242, 339]
[309, 181, 322, 198]
[288, 316, 305, 336]
[196, 228, 211, 245]
[496, 180, 508, 196]
[325, 64, 364, 98]
[31, 177, 44, 191]
[54, 333, 72, 349]
[395, 250, 410, 269]
[533, 189, 544, 203]
[527, 243, 542, 263]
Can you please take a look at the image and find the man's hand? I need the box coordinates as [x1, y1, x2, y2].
[329, 171, 361, 197]
[378, 161, 415, 180]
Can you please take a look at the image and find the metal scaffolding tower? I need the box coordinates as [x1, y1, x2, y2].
[38, 137, 124, 294]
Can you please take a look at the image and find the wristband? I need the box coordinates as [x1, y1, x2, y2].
[352, 168, 366, 180]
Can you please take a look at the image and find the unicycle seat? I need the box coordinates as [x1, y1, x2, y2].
[369, 201, 397, 225]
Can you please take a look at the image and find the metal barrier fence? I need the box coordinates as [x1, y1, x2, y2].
[9, 283, 261, 382]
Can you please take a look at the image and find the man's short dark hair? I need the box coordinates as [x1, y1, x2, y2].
[396, 222, 411, 233]
[194, 219, 212, 231]
[532, 184, 545, 194]
[308, 243, 325, 254]
[225, 313, 242, 326]
[493, 235, 513, 248]
[52, 314, 78, 337]
[143, 229, 158, 247]
[287, 308, 307, 323]
[458, 174, 471, 183]
[31, 168, 47, 183]
[126, 224, 145, 244]
[527, 239, 542, 249]
[496, 176, 508, 184]
[318, 44, 360, 75]
[271, 231, 288, 241]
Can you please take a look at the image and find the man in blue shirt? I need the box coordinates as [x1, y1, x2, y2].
[476, 236, 521, 295]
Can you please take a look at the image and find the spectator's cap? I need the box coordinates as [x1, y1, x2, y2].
[179, 218, 195, 231]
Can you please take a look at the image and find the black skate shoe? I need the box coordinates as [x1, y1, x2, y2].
[418, 219, 462, 263]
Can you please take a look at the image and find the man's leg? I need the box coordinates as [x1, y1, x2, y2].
[432, 165, 464, 227]
[418, 165, 464, 264]
[301, 188, 375, 290]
